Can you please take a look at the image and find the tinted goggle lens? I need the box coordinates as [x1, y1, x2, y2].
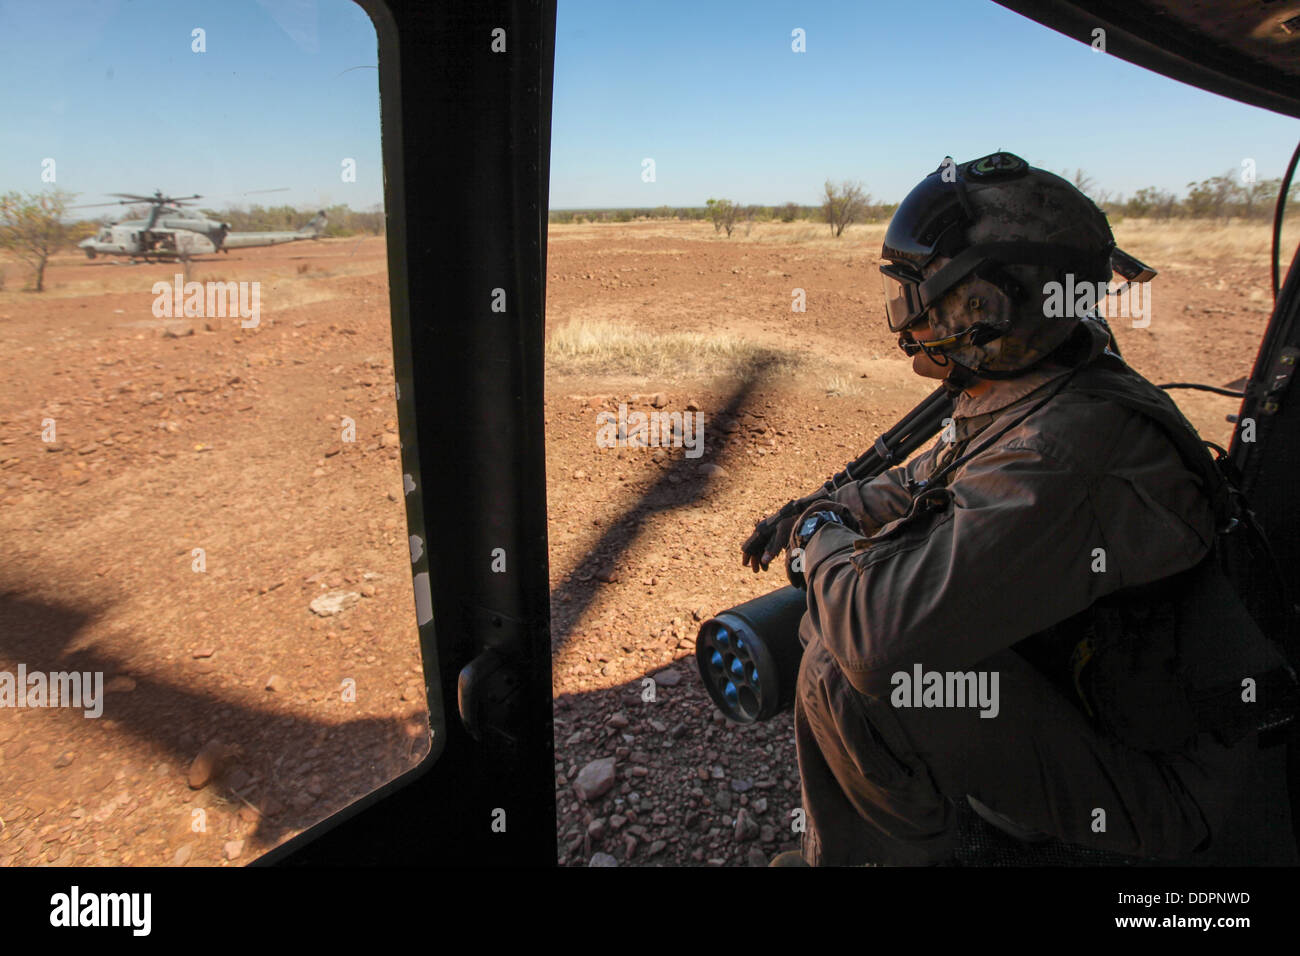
[880, 263, 926, 332]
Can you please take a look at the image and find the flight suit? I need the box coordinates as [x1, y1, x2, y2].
[790, 357, 1258, 865]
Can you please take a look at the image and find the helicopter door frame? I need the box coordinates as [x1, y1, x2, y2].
[255, 0, 559, 867]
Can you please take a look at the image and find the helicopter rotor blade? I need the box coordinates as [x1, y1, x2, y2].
[105, 192, 204, 204]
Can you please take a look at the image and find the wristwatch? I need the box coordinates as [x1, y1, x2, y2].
[794, 509, 845, 551]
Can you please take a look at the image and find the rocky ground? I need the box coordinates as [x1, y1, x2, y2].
[0, 219, 1275, 866]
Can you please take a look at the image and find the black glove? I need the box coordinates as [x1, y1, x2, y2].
[741, 513, 799, 574]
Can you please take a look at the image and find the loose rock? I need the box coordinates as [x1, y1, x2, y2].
[573, 757, 617, 802]
[309, 591, 360, 616]
[187, 743, 225, 789]
[734, 808, 761, 842]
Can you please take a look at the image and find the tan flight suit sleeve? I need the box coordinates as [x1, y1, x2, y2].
[827, 442, 943, 536]
[796, 396, 1216, 699]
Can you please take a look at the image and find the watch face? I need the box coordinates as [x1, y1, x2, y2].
[798, 515, 823, 541]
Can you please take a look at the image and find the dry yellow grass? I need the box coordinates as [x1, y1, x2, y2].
[550, 217, 1300, 269]
[823, 374, 865, 398]
[545, 317, 801, 381]
[1112, 218, 1300, 265]
[0, 267, 354, 313]
[549, 218, 888, 252]
[256, 281, 350, 313]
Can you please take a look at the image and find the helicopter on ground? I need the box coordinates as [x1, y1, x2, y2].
[75, 190, 327, 263]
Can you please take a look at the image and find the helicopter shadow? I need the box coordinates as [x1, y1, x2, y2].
[0, 583, 423, 853]
[549, 355, 782, 657]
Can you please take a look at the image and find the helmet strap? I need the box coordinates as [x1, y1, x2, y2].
[952, 168, 978, 225]
[943, 362, 978, 392]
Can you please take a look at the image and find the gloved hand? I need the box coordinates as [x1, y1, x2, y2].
[741, 513, 799, 573]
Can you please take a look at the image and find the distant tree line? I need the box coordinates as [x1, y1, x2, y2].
[551, 170, 1300, 230]
[549, 193, 899, 232]
[1062, 167, 1296, 222]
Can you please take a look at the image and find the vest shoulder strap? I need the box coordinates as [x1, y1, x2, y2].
[1064, 356, 1235, 529]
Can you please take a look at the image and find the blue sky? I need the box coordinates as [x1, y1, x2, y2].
[2, 0, 1295, 217]
[0, 0, 383, 214]
[550, 0, 1300, 208]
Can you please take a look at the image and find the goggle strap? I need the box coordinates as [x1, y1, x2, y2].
[893, 241, 1109, 332]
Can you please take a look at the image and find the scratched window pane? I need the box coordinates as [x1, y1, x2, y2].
[0, 0, 430, 867]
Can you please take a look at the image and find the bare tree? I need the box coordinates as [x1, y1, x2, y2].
[0, 189, 75, 292]
[822, 180, 869, 237]
[706, 198, 740, 237]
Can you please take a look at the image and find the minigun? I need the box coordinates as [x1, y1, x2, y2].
[696, 385, 953, 722]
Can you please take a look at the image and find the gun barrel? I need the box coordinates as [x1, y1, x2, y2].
[696, 586, 808, 722]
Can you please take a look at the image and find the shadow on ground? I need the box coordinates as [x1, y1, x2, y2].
[0, 586, 424, 851]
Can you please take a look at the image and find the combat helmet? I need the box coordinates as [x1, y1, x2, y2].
[880, 151, 1123, 383]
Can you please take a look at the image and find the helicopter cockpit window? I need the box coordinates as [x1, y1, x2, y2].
[0, 0, 430, 867]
